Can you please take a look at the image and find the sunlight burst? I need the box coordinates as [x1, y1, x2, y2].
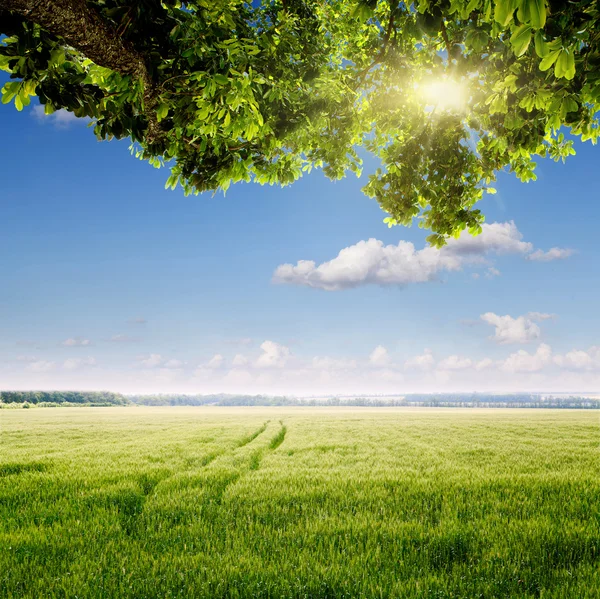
[416, 77, 468, 112]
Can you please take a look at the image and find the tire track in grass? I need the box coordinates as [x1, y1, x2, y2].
[184, 421, 269, 470]
[269, 421, 287, 450]
[121, 421, 271, 533]
[236, 421, 269, 448]
[199, 421, 274, 507]
[247, 421, 288, 472]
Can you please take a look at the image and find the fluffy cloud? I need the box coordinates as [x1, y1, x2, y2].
[438, 355, 473, 370]
[206, 354, 224, 369]
[480, 312, 555, 344]
[554, 347, 600, 371]
[404, 349, 435, 371]
[110, 334, 139, 343]
[501, 343, 553, 372]
[140, 353, 163, 368]
[526, 312, 556, 321]
[475, 358, 494, 370]
[369, 345, 391, 367]
[32, 105, 81, 127]
[256, 341, 291, 368]
[312, 356, 357, 370]
[16, 355, 38, 362]
[138, 354, 184, 369]
[232, 354, 248, 367]
[527, 248, 575, 262]
[443, 221, 533, 256]
[63, 357, 96, 371]
[273, 221, 569, 291]
[61, 337, 91, 347]
[26, 360, 56, 372]
[163, 359, 184, 369]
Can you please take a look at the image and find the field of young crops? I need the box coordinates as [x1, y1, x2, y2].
[1, 407, 598, 598]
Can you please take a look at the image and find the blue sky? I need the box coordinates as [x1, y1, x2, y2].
[1, 100, 599, 395]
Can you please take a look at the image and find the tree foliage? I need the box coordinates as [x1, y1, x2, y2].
[0, 390, 128, 405]
[1, 0, 599, 244]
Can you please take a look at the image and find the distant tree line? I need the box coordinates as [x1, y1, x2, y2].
[0, 390, 128, 406]
[128, 394, 300, 407]
[403, 394, 600, 409]
[2, 391, 598, 409]
[129, 393, 600, 409]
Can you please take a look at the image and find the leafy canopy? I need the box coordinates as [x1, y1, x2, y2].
[1, 0, 599, 245]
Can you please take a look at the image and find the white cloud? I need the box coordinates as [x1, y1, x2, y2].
[232, 354, 248, 367]
[256, 340, 290, 368]
[527, 248, 575, 262]
[554, 347, 600, 371]
[273, 222, 541, 291]
[140, 353, 163, 368]
[206, 354, 224, 369]
[110, 334, 139, 343]
[369, 345, 391, 367]
[224, 368, 253, 385]
[16, 355, 38, 362]
[61, 337, 91, 347]
[163, 359, 184, 369]
[404, 349, 435, 371]
[480, 312, 551, 344]
[486, 267, 501, 278]
[475, 358, 494, 370]
[443, 221, 533, 257]
[26, 360, 56, 372]
[527, 312, 556, 321]
[32, 105, 82, 127]
[312, 356, 357, 370]
[501, 343, 553, 373]
[63, 357, 96, 371]
[438, 355, 473, 370]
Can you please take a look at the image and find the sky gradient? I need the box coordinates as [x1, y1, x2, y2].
[1, 100, 599, 395]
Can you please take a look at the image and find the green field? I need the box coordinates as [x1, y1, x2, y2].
[1, 407, 598, 598]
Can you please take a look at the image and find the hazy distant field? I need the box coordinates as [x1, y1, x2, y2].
[1, 408, 598, 598]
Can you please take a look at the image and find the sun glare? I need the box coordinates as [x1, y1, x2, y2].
[416, 77, 468, 112]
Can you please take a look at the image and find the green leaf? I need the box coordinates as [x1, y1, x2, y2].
[0, 55, 11, 73]
[554, 48, 575, 80]
[1, 81, 19, 104]
[156, 103, 169, 122]
[539, 49, 560, 71]
[466, 29, 489, 52]
[534, 31, 548, 58]
[517, 0, 530, 24]
[213, 74, 228, 85]
[494, 0, 517, 26]
[527, 0, 547, 29]
[15, 94, 23, 111]
[510, 24, 533, 57]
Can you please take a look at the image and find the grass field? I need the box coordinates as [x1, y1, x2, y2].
[1, 407, 598, 598]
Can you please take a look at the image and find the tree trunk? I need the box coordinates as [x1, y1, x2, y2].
[0, 0, 163, 145]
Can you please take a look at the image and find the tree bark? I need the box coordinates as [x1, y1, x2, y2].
[0, 0, 164, 145]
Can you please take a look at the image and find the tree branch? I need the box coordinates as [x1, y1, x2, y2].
[440, 19, 452, 58]
[354, 9, 396, 84]
[0, 0, 164, 145]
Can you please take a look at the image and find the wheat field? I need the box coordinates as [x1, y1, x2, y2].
[1, 407, 598, 598]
